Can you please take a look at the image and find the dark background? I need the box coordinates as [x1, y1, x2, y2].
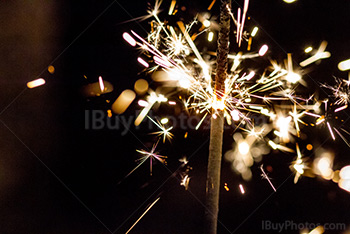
[0, 0, 350, 233]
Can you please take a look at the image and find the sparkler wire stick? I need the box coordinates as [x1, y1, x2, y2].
[205, 1, 230, 233]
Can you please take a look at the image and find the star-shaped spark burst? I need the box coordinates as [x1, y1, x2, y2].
[148, 116, 174, 143]
[136, 140, 167, 176]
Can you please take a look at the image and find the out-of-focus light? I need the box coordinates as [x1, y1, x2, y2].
[137, 57, 149, 68]
[245, 71, 255, 80]
[123, 32, 136, 46]
[286, 72, 301, 83]
[306, 144, 313, 151]
[276, 116, 291, 138]
[48, 65, 55, 74]
[160, 118, 169, 124]
[239, 184, 245, 194]
[338, 59, 350, 71]
[238, 141, 250, 155]
[203, 19, 211, 28]
[112, 89, 136, 114]
[258, 45, 268, 56]
[339, 179, 350, 192]
[168, 0, 176, 15]
[340, 165, 350, 179]
[251, 27, 258, 37]
[283, 0, 296, 3]
[138, 100, 149, 107]
[314, 153, 334, 180]
[134, 79, 149, 95]
[27, 78, 46, 88]
[208, 31, 214, 42]
[231, 109, 240, 121]
[309, 226, 324, 234]
[305, 46, 313, 53]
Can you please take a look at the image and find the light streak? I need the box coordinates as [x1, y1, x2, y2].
[123, 32, 136, 46]
[251, 27, 258, 37]
[98, 76, 105, 92]
[168, 0, 176, 15]
[304, 46, 313, 53]
[125, 197, 161, 234]
[137, 57, 149, 67]
[27, 78, 46, 88]
[258, 45, 268, 56]
[239, 184, 245, 194]
[327, 122, 335, 140]
[300, 41, 330, 67]
[148, 116, 174, 143]
[208, 31, 214, 42]
[260, 165, 276, 192]
[136, 140, 167, 176]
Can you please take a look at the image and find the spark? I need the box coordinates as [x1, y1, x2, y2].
[180, 174, 191, 190]
[224, 183, 230, 191]
[137, 57, 149, 67]
[300, 41, 330, 67]
[239, 184, 245, 194]
[98, 76, 105, 92]
[136, 140, 167, 176]
[260, 165, 276, 192]
[251, 27, 258, 37]
[148, 116, 174, 143]
[292, 143, 306, 183]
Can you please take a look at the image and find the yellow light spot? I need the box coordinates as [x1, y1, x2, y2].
[48, 65, 55, 74]
[184, 132, 188, 138]
[27, 78, 46, 88]
[306, 144, 313, 151]
[283, 0, 297, 3]
[160, 118, 169, 124]
[304, 46, 313, 53]
[134, 79, 149, 95]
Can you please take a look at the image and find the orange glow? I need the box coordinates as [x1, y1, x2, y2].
[48, 65, 55, 74]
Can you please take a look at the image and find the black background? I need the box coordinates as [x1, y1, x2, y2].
[0, 0, 350, 233]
